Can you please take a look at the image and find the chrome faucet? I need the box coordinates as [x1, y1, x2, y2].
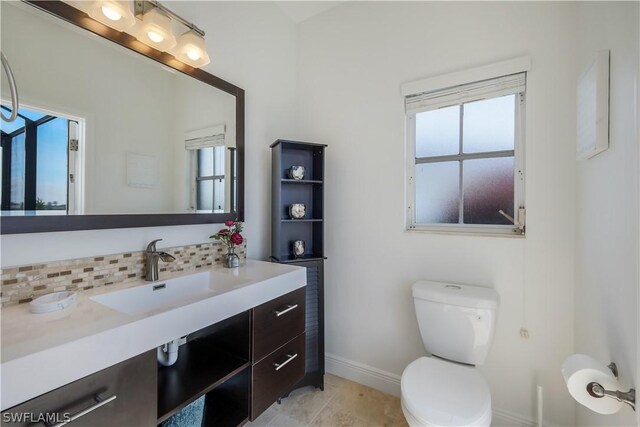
[145, 239, 176, 282]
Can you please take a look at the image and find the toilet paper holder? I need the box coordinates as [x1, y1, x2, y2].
[586, 363, 636, 411]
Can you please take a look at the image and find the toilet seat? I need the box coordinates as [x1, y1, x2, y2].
[401, 357, 492, 427]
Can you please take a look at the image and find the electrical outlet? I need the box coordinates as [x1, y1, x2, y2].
[520, 328, 530, 339]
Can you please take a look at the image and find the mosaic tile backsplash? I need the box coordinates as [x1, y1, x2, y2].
[0, 241, 247, 307]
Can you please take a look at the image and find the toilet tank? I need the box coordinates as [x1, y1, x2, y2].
[412, 281, 499, 366]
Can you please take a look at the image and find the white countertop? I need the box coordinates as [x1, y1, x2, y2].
[0, 260, 306, 410]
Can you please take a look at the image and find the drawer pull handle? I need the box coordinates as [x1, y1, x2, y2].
[45, 394, 117, 427]
[273, 353, 298, 371]
[274, 304, 298, 317]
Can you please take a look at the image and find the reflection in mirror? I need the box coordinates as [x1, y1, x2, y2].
[0, 107, 73, 215]
[0, 1, 237, 217]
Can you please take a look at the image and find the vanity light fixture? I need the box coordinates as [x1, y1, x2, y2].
[135, 7, 176, 51]
[131, 1, 210, 67]
[88, 1, 136, 32]
[84, 0, 213, 67]
[173, 30, 211, 67]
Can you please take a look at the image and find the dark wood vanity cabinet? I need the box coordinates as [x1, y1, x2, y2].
[157, 311, 251, 427]
[156, 288, 307, 426]
[287, 259, 325, 391]
[1, 351, 157, 426]
[252, 287, 305, 361]
[1, 288, 306, 427]
[250, 287, 306, 419]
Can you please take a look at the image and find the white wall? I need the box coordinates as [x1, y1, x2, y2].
[0, 1, 298, 266]
[574, 2, 639, 426]
[296, 2, 578, 425]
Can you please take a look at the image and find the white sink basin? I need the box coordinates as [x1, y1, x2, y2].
[90, 271, 246, 315]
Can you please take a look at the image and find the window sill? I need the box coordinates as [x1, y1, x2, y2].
[405, 226, 525, 239]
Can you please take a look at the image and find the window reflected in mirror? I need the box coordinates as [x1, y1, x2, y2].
[195, 146, 226, 213]
[0, 106, 80, 216]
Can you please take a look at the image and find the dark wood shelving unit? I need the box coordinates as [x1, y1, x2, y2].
[271, 140, 326, 262]
[157, 311, 251, 427]
[277, 254, 325, 264]
[271, 139, 326, 395]
[203, 367, 251, 427]
[204, 397, 248, 427]
[157, 346, 249, 423]
[281, 179, 323, 185]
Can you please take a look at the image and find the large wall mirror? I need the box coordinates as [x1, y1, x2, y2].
[0, 1, 244, 234]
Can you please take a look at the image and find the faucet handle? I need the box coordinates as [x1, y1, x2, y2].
[146, 239, 163, 252]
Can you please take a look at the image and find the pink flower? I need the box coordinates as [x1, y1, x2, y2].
[230, 233, 243, 245]
[218, 229, 229, 235]
[225, 220, 235, 227]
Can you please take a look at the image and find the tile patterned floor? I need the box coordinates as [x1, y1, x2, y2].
[247, 374, 409, 427]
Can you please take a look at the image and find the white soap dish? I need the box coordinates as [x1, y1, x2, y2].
[30, 291, 77, 314]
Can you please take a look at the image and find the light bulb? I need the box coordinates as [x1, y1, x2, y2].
[101, 5, 122, 21]
[173, 30, 210, 67]
[187, 49, 201, 61]
[88, 1, 135, 31]
[148, 31, 164, 43]
[135, 8, 176, 51]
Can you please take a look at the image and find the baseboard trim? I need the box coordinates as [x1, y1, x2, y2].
[326, 353, 402, 397]
[325, 353, 536, 427]
[492, 408, 536, 427]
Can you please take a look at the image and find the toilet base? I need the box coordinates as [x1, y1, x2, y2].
[400, 357, 492, 427]
[401, 398, 429, 427]
[401, 398, 491, 427]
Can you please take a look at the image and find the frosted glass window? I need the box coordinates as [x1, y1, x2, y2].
[214, 146, 225, 176]
[197, 180, 213, 211]
[415, 161, 460, 224]
[406, 74, 525, 234]
[195, 146, 225, 212]
[415, 105, 460, 157]
[213, 178, 225, 212]
[463, 157, 514, 225]
[463, 95, 515, 153]
[197, 147, 214, 177]
[197, 147, 225, 178]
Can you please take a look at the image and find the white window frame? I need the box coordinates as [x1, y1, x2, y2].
[190, 146, 227, 214]
[184, 125, 227, 213]
[403, 57, 530, 236]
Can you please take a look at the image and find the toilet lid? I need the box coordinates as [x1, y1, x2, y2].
[401, 357, 491, 426]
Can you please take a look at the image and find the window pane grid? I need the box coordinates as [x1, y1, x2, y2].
[415, 149, 515, 164]
[196, 176, 225, 181]
[195, 147, 225, 212]
[458, 105, 464, 224]
[412, 92, 520, 229]
[458, 159, 463, 224]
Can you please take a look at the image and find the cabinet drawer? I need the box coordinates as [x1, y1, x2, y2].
[2, 351, 156, 427]
[251, 333, 305, 419]
[252, 287, 305, 362]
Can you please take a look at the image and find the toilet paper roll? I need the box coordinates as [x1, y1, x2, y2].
[561, 354, 623, 414]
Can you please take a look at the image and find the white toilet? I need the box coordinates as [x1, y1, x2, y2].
[401, 281, 499, 427]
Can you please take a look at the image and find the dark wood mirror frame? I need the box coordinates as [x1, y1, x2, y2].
[1, 0, 244, 234]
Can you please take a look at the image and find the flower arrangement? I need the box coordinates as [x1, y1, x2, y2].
[210, 220, 244, 252]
